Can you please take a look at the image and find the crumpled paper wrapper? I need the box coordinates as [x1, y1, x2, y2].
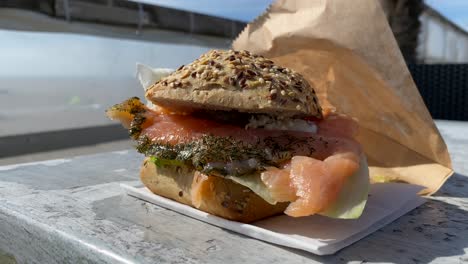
[233, 0, 452, 194]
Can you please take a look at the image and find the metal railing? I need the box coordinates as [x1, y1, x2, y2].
[408, 64, 468, 121]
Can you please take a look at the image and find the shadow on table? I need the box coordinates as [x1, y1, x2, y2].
[278, 197, 468, 263]
[432, 172, 468, 198]
[275, 173, 468, 263]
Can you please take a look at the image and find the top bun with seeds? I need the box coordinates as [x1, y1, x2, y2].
[145, 49, 323, 118]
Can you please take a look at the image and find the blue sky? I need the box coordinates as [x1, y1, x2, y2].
[137, 0, 272, 21]
[139, 0, 468, 30]
[426, 0, 468, 31]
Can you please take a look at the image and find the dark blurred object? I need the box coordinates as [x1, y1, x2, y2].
[408, 64, 468, 121]
[380, 0, 424, 63]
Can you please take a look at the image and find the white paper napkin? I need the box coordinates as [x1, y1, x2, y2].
[121, 183, 425, 255]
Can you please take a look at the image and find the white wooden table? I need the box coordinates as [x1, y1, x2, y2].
[0, 120, 467, 264]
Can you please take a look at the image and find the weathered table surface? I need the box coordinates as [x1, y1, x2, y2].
[1, 120, 467, 264]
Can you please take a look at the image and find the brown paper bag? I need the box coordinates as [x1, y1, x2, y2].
[233, 0, 453, 194]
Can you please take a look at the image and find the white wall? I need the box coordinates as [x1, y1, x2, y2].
[418, 11, 468, 63]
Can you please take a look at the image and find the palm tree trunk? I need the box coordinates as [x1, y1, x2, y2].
[380, 0, 424, 63]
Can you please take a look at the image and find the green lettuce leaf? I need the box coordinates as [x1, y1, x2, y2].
[226, 174, 278, 205]
[319, 157, 370, 219]
[150, 156, 185, 167]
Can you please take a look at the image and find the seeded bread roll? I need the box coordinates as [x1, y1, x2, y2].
[140, 158, 288, 223]
[145, 50, 323, 118]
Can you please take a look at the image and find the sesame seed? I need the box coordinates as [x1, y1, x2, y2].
[281, 90, 286, 95]
[268, 100, 272, 104]
[296, 105, 302, 110]
[181, 71, 190, 79]
[229, 77, 236, 85]
[258, 77, 265, 84]
[270, 89, 277, 94]
[288, 91, 295, 96]
[246, 69, 256, 76]
[169, 83, 174, 88]
[239, 78, 247, 86]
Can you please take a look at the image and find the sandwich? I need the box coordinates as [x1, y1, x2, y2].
[106, 49, 369, 223]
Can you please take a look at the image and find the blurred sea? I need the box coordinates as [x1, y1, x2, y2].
[0, 9, 229, 136]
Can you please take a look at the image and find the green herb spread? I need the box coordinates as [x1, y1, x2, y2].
[137, 134, 314, 176]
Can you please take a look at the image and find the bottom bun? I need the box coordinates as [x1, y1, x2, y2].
[140, 158, 288, 223]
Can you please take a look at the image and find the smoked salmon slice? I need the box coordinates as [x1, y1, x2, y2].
[260, 115, 362, 217]
[317, 113, 359, 139]
[261, 165, 297, 202]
